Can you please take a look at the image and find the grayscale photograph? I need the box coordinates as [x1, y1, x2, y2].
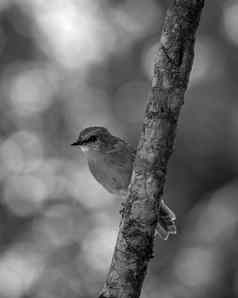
[0, 1, 237, 298]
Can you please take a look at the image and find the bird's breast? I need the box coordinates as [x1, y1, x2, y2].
[88, 153, 133, 195]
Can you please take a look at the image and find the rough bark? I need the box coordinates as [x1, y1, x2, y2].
[99, 1, 205, 298]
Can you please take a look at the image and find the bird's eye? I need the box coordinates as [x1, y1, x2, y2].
[85, 135, 98, 143]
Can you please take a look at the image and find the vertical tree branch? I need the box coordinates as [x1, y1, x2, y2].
[99, 1, 205, 298]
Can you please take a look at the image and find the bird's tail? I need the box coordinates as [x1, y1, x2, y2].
[156, 200, 176, 240]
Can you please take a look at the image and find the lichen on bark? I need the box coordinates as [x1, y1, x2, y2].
[99, 1, 205, 298]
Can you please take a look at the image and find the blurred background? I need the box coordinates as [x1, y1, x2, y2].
[0, 0, 237, 297]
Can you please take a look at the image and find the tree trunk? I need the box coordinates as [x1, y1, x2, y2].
[99, 1, 205, 297]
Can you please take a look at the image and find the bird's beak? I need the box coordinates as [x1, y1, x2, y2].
[71, 139, 82, 146]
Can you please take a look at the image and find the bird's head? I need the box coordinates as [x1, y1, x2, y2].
[71, 126, 116, 153]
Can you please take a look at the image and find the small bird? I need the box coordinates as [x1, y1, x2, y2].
[71, 126, 176, 240]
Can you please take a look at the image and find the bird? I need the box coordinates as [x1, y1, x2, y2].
[71, 126, 176, 240]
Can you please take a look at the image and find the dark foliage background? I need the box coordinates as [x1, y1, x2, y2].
[0, 1, 237, 298]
